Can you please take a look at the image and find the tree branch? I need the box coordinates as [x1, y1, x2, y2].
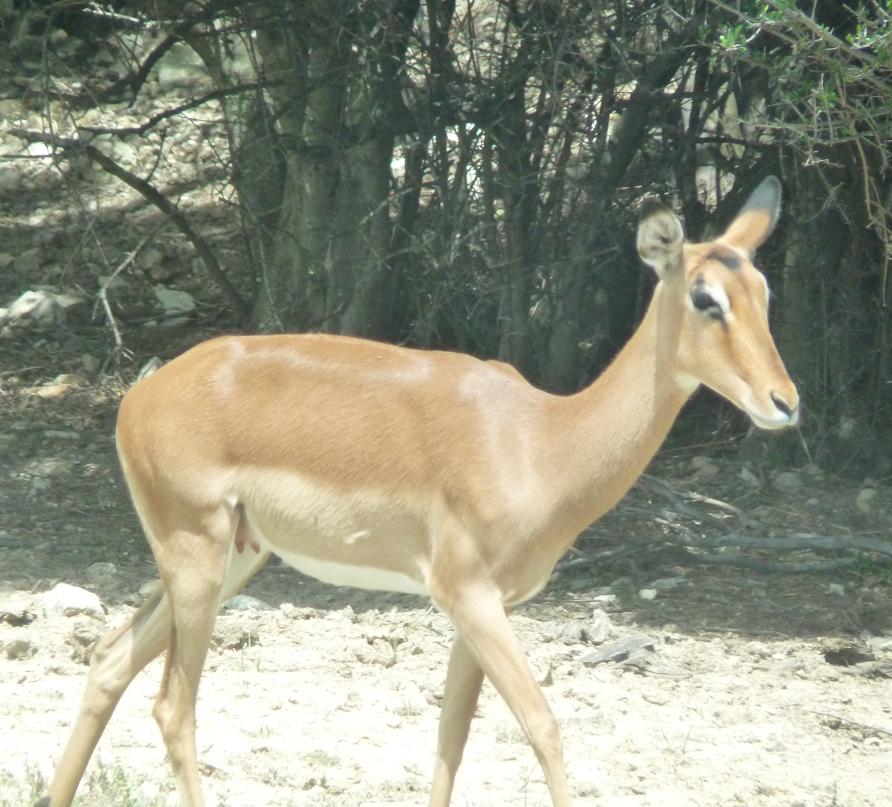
[77, 81, 278, 137]
[11, 128, 250, 322]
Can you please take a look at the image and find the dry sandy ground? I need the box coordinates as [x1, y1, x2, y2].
[2, 559, 891, 807]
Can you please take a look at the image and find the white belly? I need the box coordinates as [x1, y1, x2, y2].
[273, 545, 430, 596]
[232, 471, 432, 597]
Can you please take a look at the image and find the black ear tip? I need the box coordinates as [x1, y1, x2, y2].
[754, 175, 782, 204]
[638, 196, 670, 221]
[740, 175, 782, 221]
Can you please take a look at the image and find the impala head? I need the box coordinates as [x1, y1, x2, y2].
[637, 176, 799, 430]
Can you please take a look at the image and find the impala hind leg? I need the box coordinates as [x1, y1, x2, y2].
[151, 516, 270, 807]
[42, 585, 172, 807]
[429, 636, 485, 807]
[438, 588, 572, 807]
[41, 509, 268, 807]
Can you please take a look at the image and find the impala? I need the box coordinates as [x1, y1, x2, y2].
[41, 177, 798, 807]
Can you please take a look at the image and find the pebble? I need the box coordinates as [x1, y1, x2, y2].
[222, 594, 273, 611]
[855, 488, 877, 514]
[4, 636, 34, 660]
[40, 583, 104, 618]
[739, 467, 761, 487]
[68, 622, 101, 664]
[54, 372, 87, 387]
[589, 610, 612, 643]
[690, 456, 719, 480]
[772, 471, 804, 493]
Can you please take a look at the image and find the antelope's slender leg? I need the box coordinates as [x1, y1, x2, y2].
[429, 635, 485, 807]
[150, 505, 269, 806]
[439, 588, 571, 807]
[43, 586, 170, 807]
[44, 506, 268, 807]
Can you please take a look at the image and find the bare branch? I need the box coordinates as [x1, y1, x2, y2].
[11, 128, 250, 322]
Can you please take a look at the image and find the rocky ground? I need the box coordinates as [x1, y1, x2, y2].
[2, 23, 892, 807]
[1, 371, 890, 806]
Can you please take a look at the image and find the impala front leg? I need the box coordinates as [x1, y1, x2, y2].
[435, 585, 572, 807]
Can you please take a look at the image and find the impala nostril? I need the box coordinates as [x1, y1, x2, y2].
[771, 392, 793, 417]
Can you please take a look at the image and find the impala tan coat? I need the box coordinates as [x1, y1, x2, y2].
[42, 177, 799, 807]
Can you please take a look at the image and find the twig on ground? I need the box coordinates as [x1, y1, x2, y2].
[681, 532, 892, 558]
[95, 221, 169, 370]
[807, 710, 892, 738]
[11, 128, 250, 322]
[687, 553, 859, 573]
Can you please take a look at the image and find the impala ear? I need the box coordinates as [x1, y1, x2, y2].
[637, 197, 684, 278]
[722, 176, 782, 254]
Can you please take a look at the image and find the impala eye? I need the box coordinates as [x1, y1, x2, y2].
[690, 288, 723, 318]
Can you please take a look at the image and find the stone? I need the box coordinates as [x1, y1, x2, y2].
[0, 594, 36, 626]
[26, 141, 53, 159]
[54, 373, 87, 387]
[638, 588, 658, 601]
[153, 284, 195, 326]
[739, 467, 761, 487]
[0, 99, 25, 123]
[559, 622, 586, 644]
[4, 636, 34, 660]
[32, 382, 72, 399]
[139, 247, 165, 273]
[110, 139, 137, 165]
[27, 457, 71, 478]
[0, 162, 23, 192]
[1, 288, 82, 328]
[772, 471, 803, 493]
[222, 594, 273, 611]
[68, 621, 101, 664]
[212, 620, 260, 650]
[40, 583, 104, 618]
[588, 610, 612, 643]
[855, 488, 877, 514]
[690, 456, 719, 480]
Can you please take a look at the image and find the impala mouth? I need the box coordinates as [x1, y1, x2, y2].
[741, 389, 800, 430]
[747, 407, 799, 430]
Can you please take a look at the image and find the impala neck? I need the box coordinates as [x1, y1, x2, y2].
[551, 281, 695, 535]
